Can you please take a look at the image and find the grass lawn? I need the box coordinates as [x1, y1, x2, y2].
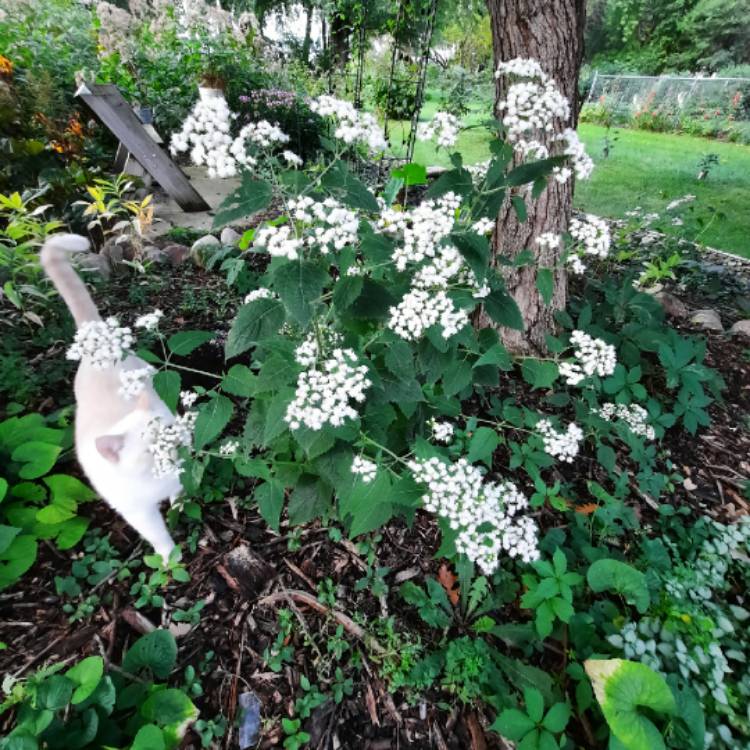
[389, 102, 750, 257]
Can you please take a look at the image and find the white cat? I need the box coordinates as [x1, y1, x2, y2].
[41, 234, 179, 559]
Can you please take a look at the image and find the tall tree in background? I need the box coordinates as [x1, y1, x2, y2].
[483, 0, 587, 353]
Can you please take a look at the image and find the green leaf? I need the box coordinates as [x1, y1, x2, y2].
[225, 298, 285, 358]
[193, 395, 234, 450]
[55, 516, 90, 550]
[0, 525, 20, 556]
[167, 331, 214, 356]
[0, 477, 7, 503]
[585, 659, 675, 750]
[339, 472, 394, 538]
[43, 474, 95, 504]
[495, 653, 555, 705]
[272, 260, 328, 326]
[288, 476, 330, 525]
[492, 709, 535, 741]
[131, 724, 166, 750]
[392, 162, 427, 186]
[542, 702, 570, 733]
[255, 480, 285, 531]
[536, 268, 554, 305]
[587, 559, 650, 614]
[425, 168, 474, 199]
[221, 364, 256, 397]
[524, 687, 544, 723]
[153, 370, 181, 414]
[66, 656, 104, 705]
[212, 174, 273, 229]
[484, 289, 524, 331]
[475, 343, 513, 371]
[505, 157, 562, 187]
[37, 674, 74, 710]
[522, 360, 559, 389]
[0, 535, 37, 590]
[467, 427, 499, 466]
[11, 441, 61, 479]
[451, 232, 489, 281]
[511, 194, 528, 222]
[122, 630, 178, 679]
[321, 159, 379, 212]
[333, 275, 364, 311]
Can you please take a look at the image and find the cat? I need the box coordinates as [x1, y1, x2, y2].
[41, 234, 179, 560]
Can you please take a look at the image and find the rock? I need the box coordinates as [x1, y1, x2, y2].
[690, 309, 723, 332]
[220, 227, 240, 245]
[190, 234, 220, 252]
[238, 691, 262, 749]
[729, 319, 750, 338]
[161, 243, 190, 266]
[168, 622, 192, 638]
[101, 235, 137, 263]
[144, 245, 166, 263]
[654, 291, 689, 319]
[74, 252, 111, 280]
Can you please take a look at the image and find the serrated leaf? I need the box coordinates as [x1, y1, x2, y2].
[521, 360, 559, 389]
[484, 289, 524, 331]
[167, 331, 214, 356]
[272, 260, 328, 326]
[153, 370, 181, 414]
[66, 656, 104, 705]
[212, 174, 273, 230]
[193, 395, 234, 450]
[536, 268, 554, 305]
[255, 480, 285, 530]
[221, 364, 256, 397]
[467, 427, 499, 466]
[321, 159, 379, 211]
[339, 472, 394, 538]
[225, 299, 285, 358]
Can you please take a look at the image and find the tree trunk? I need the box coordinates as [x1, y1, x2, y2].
[482, 0, 586, 354]
[301, 1, 314, 65]
[330, 9, 352, 70]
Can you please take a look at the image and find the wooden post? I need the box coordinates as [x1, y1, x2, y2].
[76, 83, 211, 212]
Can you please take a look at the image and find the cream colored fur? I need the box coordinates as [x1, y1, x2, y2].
[41, 235, 178, 559]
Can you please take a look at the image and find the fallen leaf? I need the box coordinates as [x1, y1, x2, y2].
[575, 503, 599, 515]
[438, 564, 460, 606]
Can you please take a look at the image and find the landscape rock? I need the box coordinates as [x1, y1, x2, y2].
[729, 319, 750, 338]
[143, 245, 166, 263]
[161, 243, 191, 266]
[690, 308, 723, 332]
[220, 227, 240, 245]
[190, 234, 220, 252]
[654, 291, 689, 319]
[74, 252, 112, 280]
[238, 691, 262, 749]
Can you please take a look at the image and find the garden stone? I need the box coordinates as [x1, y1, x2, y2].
[654, 291, 689, 319]
[690, 309, 723, 332]
[729, 320, 750, 338]
[161, 243, 190, 266]
[143, 245, 166, 263]
[74, 252, 112, 280]
[190, 234, 220, 252]
[220, 227, 240, 245]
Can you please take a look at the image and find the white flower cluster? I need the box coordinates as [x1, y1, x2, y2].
[495, 58, 593, 186]
[67, 317, 134, 369]
[118, 365, 154, 400]
[389, 288, 468, 341]
[244, 288, 276, 304]
[285, 348, 371, 431]
[566, 214, 611, 275]
[134, 309, 164, 331]
[466, 160, 490, 185]
[416, 111, 460, 148]
[253, 224, 303, 260]
[283, 150, 303, 167]
[170, 96, 237, 179]
[595, 403, 655, 440]
[559, 330, 617, 386]
[410, 457, 540, 574]
[309, 95, 387, 152]
[536, 418, 584, 462]
[471, 217, 495, 236]
[351, 455, 377, 483]
[219, 440, 239, 456]
[536, 232, 561, 250]
[180, 390, 199, 409]
[143, 410, 197, 478]
[287, 196, 359, 253]
[429, 418, 454, 444]
[230, 119, 290, 168]
[293, 330, 342, 367]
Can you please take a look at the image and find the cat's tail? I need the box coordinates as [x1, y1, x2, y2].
[40, 234, 101, 327]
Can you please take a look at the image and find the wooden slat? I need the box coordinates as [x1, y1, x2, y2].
[76, 83, 210, 212]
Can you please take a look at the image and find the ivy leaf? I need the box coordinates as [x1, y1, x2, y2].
[167, 331, 214, 356]
[193, 395, 234, 450]
[587, 559, 650, 613]
[272, 260, 328, 326]
[225, 298, 285, 358]
[212, 174, 273, 230]
[484, 289, 524, 331]
[153, 370, 181, 414]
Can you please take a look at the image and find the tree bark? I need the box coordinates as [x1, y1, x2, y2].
[482, 0, 586, 354]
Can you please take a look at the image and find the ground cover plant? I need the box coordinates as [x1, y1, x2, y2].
[1, 1, 750, 749]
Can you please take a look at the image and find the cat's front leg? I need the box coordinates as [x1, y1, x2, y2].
[120, 501, 176, 561]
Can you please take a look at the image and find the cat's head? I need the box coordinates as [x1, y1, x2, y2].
[94, 392, 171, 474]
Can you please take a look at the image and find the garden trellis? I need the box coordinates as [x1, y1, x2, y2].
[586, 72, 750, 122]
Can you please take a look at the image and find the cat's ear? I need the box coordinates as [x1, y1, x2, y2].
[95, 434, 125, 463]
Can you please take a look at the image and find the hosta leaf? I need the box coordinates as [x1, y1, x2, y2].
[587, 559, 650, 613]
[585, 659, 675, 750]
